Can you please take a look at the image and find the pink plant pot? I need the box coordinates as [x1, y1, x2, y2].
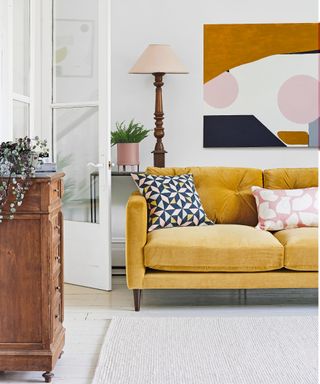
[117, 143, 140, 166]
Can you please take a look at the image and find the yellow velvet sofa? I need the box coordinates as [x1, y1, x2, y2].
[126, 167, 318, 311]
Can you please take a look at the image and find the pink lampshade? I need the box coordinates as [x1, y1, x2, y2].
[129, 44, 188, 74]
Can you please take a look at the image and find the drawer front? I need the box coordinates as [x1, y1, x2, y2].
[52, 269, 63, 337]
[52, 293, 63, 336]
[53, 270, 62, 298]
[2, 182, 42, 213]
[50, 179, 63, 206]
[52, 211, 63, 276]
[52, 214, 61, 243]
[2, 176, 63, 214]
[53, 242, 62, 274]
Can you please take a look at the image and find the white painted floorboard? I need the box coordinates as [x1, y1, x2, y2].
[0, 276, 317, 384]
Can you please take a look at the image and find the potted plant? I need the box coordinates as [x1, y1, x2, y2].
[0, 136, 48, 222]
[111, 119, 150, 171]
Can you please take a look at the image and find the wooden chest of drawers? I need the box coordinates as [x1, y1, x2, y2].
[0, 173, 65, 383]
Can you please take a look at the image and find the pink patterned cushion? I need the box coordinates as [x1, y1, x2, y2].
[252, 186, 318, 231]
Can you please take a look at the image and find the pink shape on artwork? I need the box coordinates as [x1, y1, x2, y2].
[278, 75, 320, 124]
[204, 72, 239, 108]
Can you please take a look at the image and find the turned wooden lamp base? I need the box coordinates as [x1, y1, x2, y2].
[152, 149, 167, 168]
[152, 72, 167, 168]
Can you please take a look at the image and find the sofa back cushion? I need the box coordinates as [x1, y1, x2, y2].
[146, 167, 263, 226]
[264, 168, 318, 189]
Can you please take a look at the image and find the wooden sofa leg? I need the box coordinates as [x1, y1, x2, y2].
[133, 289, 142, 312]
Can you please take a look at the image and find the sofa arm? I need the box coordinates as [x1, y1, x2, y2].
[126, 191, 148, 288]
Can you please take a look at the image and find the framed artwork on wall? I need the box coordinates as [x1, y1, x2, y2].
[203, 23, 320, 148]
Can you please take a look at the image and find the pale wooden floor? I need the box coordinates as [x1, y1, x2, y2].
[1, 276, 317, 384]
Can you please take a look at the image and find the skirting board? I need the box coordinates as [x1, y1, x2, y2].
[112, 238, 125, 267]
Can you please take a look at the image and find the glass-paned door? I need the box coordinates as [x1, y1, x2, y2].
[49, 0, 111, 290]
[1, 0, 40, 141]
[12, 0, 31, 138]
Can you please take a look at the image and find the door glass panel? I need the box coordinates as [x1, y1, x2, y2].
[53, 0, 98, 103]
[13, 100, 29, 138]
[13, 0, 30, 96]
[54, 107, 99, 223]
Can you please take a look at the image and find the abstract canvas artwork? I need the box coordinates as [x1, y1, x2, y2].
[203, 23, 320, 147]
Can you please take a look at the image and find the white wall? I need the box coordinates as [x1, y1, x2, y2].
[111, 0, 319, 264]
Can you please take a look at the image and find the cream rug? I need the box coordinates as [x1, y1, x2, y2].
[92, 316, 317, 384]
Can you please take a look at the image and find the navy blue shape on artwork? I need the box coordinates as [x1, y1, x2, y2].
[203, 115, 286, 147]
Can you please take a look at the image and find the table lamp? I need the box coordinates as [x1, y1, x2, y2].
[129, 44, 188, 167]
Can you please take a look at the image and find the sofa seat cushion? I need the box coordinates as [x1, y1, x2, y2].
[144, 224, 284, 272]
[274, 228, 318, 271]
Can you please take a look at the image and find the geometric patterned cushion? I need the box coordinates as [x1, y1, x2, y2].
[131, 173, 214, 232]
[252, 186, 318, 231]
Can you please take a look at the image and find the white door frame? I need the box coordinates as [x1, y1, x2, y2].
[41, 0, 112, 290]
[98, 0, 112, 290]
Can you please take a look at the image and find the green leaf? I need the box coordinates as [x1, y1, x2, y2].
[111, 119, 151, 146]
